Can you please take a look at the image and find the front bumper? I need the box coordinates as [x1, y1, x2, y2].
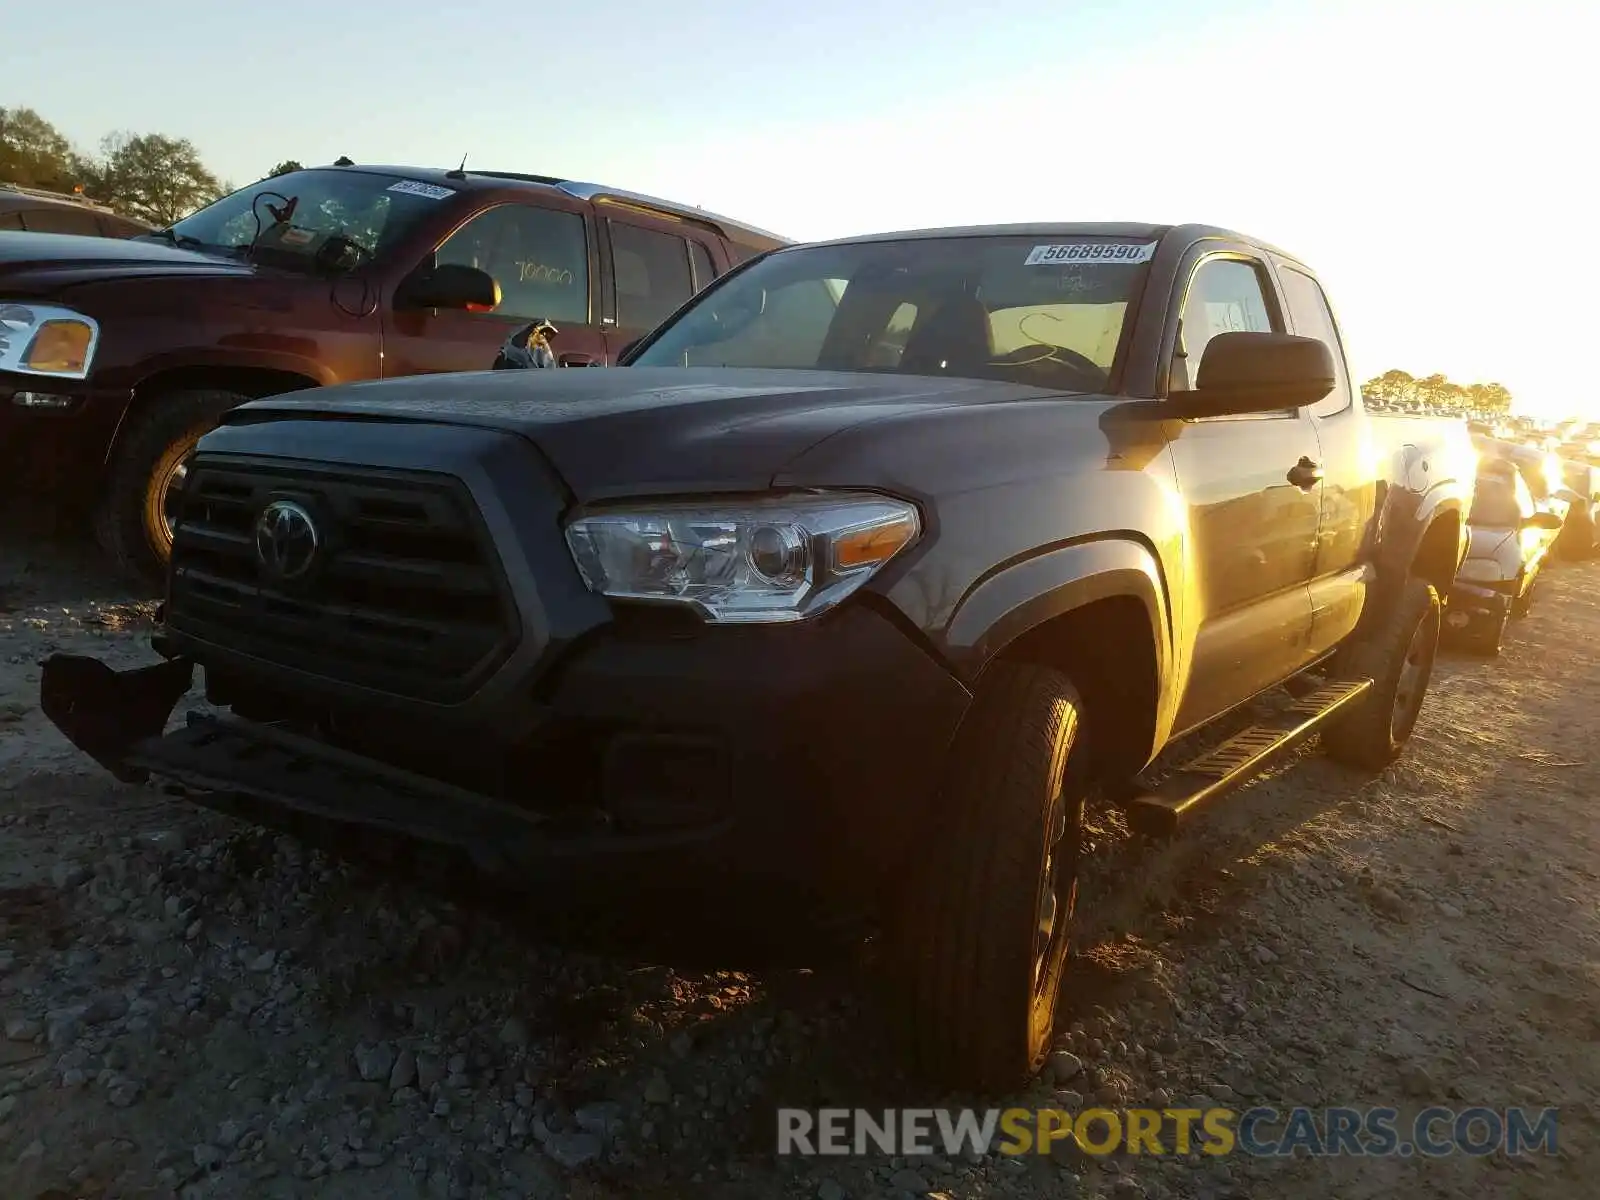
[1445, 580, 1512, 639]
[0, 372, 130, 495]
[40, 602, 972, 904]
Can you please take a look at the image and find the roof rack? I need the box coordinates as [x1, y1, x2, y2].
[0, 181, 114, 210]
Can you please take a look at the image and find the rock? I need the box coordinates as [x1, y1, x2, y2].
[415, 1053, 444, 1092]
[0, 1095, 16, 1120]
[51, 862, 90, 890]
[1048, 1051, 1084, 1082]
[499, 1017, 531, 1048]
[643, 1071, 672, 1105]
[669, 1031, 694, 1059]
[389, 1048, 417, 1091]
[1402, 1066, 1436, 1096]
[356, 1151, 386, 1168]
[106, 1078, 142, 1108]
[889, 1168, 930, 1193]
[575, 1100, 624, 1137]
[1252, 945, 1279, 965]
[193, 1143, 225, 1171]
[18, 1138, 44, 1162]
[248, 950, 277, 972]
[135, 829, 187, 856]
[354, 1042, 396, 1083]
[1366, 885, 1409, 922]
[817, 1180, 846, 1200]
[46, 1015, 81, 1049]
[1111, 1178, 1143, 1197]
[542, 1129, 603, 1169]
[82, 992, 130, 1025]
[4, 1016, 42, 1042]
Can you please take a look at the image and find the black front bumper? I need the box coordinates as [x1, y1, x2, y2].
[1444, 580, 1512, 639]
[40, 603, 972, 903]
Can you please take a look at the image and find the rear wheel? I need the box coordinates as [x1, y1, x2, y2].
[885, 661, 1088, 1091]
[95, 389, 247, 585]
[1322, 577, 1441, 771]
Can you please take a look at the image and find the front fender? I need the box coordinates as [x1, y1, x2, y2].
[937, 537, 1176, 748]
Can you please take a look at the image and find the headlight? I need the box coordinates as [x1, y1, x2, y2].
[1457, 558, 1505, 583]
[564, 492, 921, 624]
[0, 302, 101, 380]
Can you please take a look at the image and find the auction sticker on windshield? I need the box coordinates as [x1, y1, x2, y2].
[1025, 242, 1156, 266]
[387, 180, 456, 201]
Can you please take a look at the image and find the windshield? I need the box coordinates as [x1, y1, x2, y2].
[149, 169, 454, 271]
[629, 234, 1156, 393]
[1470, 470, 1522, 528]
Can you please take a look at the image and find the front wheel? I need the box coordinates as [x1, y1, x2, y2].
[885, 661, 1087, 1092]
[1322, 577, 1441, 771]
[94, 389, 248, 585]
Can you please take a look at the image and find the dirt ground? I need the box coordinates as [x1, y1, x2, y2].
[1, 512, 1596, 1200]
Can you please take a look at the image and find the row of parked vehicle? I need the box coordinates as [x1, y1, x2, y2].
[1441, 435, 1597, 655]
[10, 159, 1578, 1094]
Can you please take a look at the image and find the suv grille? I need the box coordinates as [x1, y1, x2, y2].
[167, 459, 517, 702]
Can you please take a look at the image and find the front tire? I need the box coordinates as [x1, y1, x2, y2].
[1322, 576, 1441, 771]
[886, 662, 1087, 1092]
[94, 390, 247, 585]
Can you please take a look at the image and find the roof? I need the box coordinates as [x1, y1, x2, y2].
[0, 181, 122, 213]
[314, 162, 789, 249]
[795, 221, 1307, 265]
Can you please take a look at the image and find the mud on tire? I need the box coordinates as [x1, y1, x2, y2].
[94, 389, 248, 585]
[884, 661, 1087, 1092]
[1322, 576, 1441, 771]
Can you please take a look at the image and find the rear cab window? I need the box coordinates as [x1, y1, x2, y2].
[1276, 263, 1354, 417]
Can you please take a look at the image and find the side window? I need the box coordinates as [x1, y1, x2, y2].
[434, 204, 589, 325]
[1172, 258, 1277, 393]
[21, 206, 102, 236]
[610, 222, 694, 330]
[1278, 265, 1354, 417]
[688, 241, 717, 291]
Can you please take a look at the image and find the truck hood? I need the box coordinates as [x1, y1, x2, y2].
[226, 367, 1069, 500]
[0, 231, 252, 294]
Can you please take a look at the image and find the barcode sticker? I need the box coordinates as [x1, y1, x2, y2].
[387, 180, 456, 200]
[1025, 242, 1156, 266]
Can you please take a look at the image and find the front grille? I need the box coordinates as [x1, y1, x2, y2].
[166, 458, 517, 702]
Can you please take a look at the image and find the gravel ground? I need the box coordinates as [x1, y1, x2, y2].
[1, 512, 1596, 1200]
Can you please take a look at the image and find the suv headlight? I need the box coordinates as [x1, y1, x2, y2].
[0, 302, 101, 380]
[564, 492, 922, 624]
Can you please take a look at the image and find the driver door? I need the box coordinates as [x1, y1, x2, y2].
[382, 198, 607, 376]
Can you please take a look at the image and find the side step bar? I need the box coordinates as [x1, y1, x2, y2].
[1125, 677, 1373, 837]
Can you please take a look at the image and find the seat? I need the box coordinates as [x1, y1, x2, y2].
[898, 295, 994, 375]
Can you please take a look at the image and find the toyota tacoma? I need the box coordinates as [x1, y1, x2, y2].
[41, 222, 1473, 1091]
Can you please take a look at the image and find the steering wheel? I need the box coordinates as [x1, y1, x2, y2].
[988, 343, 1108, 387]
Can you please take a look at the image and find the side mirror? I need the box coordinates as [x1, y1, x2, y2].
[1164, 332, 1335, 419]
[1524, 510, 1565, 531]
[398, 263, 501, 311]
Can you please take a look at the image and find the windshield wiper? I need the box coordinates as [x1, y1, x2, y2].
[144, 227, 206, 249]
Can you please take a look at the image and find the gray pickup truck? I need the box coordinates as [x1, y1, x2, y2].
[42, 221, 1473, 1091]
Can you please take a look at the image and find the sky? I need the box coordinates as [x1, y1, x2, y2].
[6, 0, 1594, 418]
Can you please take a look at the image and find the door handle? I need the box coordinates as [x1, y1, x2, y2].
[1287, 456, 1323, 489]
[559, 353, 601, 367]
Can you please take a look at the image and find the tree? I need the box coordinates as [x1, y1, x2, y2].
[1361, 369, 1513, 415]
[266, 160, 303, 179]
[91, 131, 224, 226]
[0, 106, 85, 192]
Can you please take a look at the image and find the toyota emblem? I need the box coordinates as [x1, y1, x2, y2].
[254, 499, 320, 581]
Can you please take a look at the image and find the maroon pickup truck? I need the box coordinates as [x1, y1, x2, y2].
[0, 162, 787, 580]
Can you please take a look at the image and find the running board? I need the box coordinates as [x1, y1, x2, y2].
[1125, 677, 1374, 837]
